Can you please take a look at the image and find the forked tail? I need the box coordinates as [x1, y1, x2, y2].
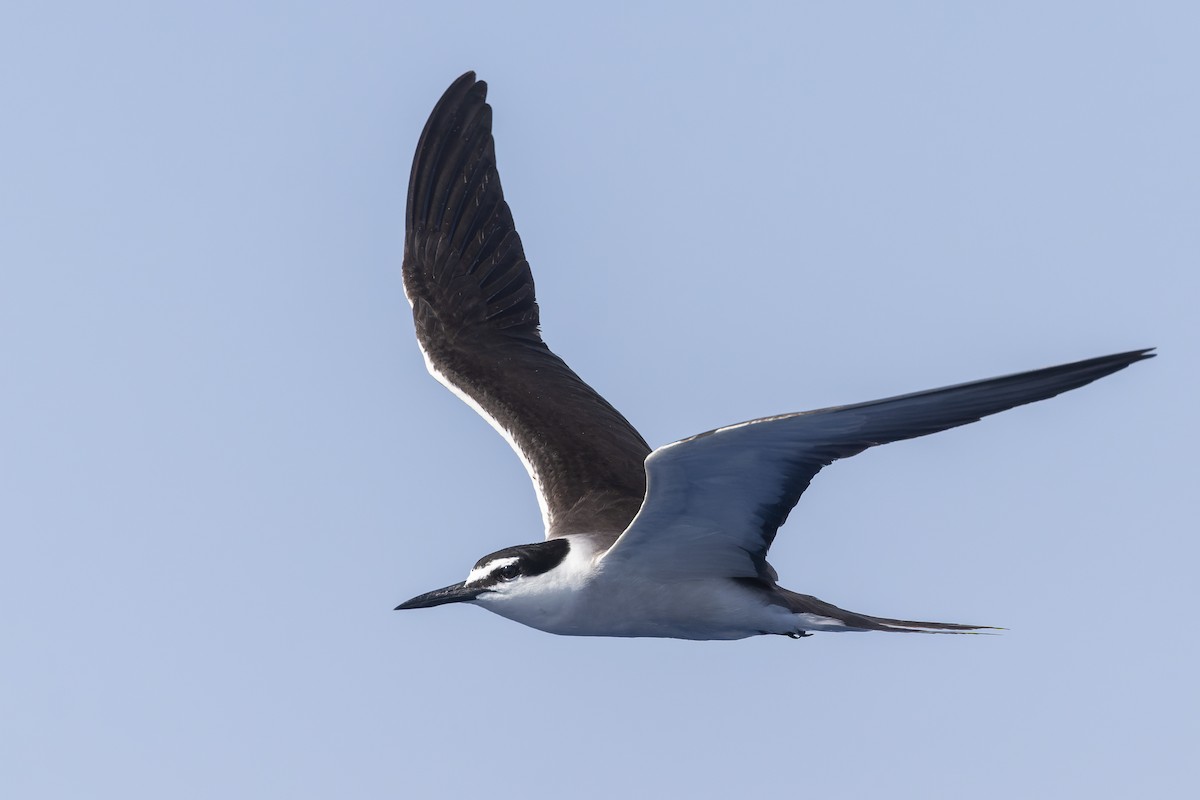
[781, 589, 998, 634]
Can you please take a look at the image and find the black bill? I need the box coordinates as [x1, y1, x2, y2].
[394, 581, 485, 610]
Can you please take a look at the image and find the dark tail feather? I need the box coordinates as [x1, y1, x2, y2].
[780, 589, 999, 634]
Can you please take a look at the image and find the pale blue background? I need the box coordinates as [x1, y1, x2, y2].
[2, 2, 1196, 798]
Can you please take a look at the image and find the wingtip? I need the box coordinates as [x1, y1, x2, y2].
[449, 70, 486, 100]
[424, 71, 487, 125]
[447, 70, 479, 91]
[1059, 347, 1156, 380]
[1101, 347, 1157, 372]
[1120, 347, 1156, 360]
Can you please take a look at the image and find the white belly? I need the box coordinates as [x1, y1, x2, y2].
[478, 575, 809, 640]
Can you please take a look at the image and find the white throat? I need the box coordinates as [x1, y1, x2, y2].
[474, 535, 601, 631]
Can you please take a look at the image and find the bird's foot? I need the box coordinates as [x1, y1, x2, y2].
[787, 631, 813, 639]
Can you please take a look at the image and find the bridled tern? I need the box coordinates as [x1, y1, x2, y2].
[395, 72, 1152, 640]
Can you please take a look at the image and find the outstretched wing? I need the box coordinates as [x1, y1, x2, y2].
[601, 349, 1153, 580]
[403, 72, 651, 538]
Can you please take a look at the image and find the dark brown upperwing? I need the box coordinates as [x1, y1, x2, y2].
[403, 72, 651, 538]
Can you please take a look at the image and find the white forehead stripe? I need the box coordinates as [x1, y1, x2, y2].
[466, 556, 519, 585]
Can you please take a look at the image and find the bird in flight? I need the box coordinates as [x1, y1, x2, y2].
[395, 72, 1152, 640]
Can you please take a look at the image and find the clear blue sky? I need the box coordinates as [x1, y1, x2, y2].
[2, 2, 1196, 798]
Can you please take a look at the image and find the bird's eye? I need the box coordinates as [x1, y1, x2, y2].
[496, 564, 521, 582]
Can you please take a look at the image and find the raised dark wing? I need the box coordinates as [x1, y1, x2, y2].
[601, 349, 1154, 580]
[403, 72, 651, 538]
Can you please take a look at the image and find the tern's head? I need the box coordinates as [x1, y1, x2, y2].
[395, 539, 572, 611]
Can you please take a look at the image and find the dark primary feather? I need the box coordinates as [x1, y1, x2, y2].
[403, 72, 652, 538]
[605, 349, 1154, 581]
[754, 349, 1152, 632]
[732, 347, 1158, 547]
